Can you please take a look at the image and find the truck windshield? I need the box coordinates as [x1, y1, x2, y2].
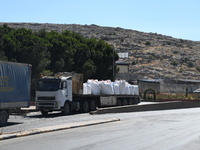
[36, 79, 61, 91]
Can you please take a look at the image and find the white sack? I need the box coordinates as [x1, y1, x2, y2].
[87, 79, 100, 95]
[112, 82, 120, 95]
[115, 80, 126, 94]
[133, 85, 139, 95]
[129, 85, 135, 95]
[99, 80, 114, 95]
[87, 84, 91, 94]
[83, 83, 87, 94]
[83, 83, 91, 94]
[125, 82, 130, 95]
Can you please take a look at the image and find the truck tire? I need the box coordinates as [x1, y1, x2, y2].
[122, 99, 128, 106]
[128, 99, 134, 105]
[41, 110, 49, 116]
[116, 99, 122, 106]
[0, 110, 9, 127]
[89, 100, 96, 111]
[81, 101, 89, 113]
[62, 102, 71, 115]
[133, 97, 140, 104]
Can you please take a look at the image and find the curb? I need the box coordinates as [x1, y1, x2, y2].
[0, 118, 120, 141]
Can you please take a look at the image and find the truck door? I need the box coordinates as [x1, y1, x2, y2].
[61, 81, 67, 97]
[66, 79, 72, 101]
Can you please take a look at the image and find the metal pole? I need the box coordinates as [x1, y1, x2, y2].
[113, 48, 114, 81]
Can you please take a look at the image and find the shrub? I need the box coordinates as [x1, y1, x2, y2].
[173, 50, 179, 54]
[196, 66, 200, 72]
[187, 62, 194, 68]
[171, 60, 178, 66]
[179, 67, 184, 72]
[145, 41, 151, 46]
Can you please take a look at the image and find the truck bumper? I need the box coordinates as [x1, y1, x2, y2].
[36, 101, 60, 110]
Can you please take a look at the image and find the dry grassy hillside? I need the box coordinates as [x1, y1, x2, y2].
[1, 22, 200, 80]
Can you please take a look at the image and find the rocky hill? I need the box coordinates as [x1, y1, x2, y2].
[1, 22, 200, 80]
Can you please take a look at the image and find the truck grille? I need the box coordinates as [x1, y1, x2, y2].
[37, 96, 55, 100]
[36, 101, 58, 109]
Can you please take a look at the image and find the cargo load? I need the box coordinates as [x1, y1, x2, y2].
[99, 80, 114, 95]
[112, 82, 120, 95]
[83, 83, 91, 94]
[83, 79, 139, 96]
[87, 79, 100, 95]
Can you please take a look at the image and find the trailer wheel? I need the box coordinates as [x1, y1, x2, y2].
[0, 110, 9, 127]
[133, 97, 140, 104]
[135, 97, 140, 104]
[128, 99, 134, 105]
[62, 102, 71, 115]
[117, 99, 122, 106]
[122, 99, 128, 106]
[41, 110, 49, 116]
[81, 101, 89, 113]
[89, 100, 96, 111]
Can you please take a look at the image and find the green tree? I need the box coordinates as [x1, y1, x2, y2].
[0, 24, 119, 85]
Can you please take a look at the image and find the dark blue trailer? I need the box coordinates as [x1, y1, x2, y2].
[0, 62, 31, 126]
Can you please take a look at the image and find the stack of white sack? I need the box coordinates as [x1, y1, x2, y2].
[84, 79, 139, 96]
[128, 85, 139, 95]
[83, 83, 91, 94]
[115, 80, 139, 95]
[99, 80, 114, 95]
[87, 79, 100, 95]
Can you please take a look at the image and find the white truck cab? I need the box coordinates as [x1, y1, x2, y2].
[36, 76, 73, 115]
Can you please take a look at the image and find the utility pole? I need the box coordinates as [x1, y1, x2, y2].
[113, 47, 115, 81]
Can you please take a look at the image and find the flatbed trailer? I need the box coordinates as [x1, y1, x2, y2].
[73, 94, 140, 108]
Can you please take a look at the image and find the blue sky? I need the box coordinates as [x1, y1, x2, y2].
[1, 0, 200, 41]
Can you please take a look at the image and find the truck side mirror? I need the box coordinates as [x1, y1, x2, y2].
[61, 82, 67, 89]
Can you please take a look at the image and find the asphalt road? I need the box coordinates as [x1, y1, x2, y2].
[0, 102, 159, 134]
[1, 108, 200, 150]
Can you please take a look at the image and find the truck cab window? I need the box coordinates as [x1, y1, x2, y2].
[36, 79, 61, 91]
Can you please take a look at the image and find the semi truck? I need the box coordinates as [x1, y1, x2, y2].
[36, 72, 140, 115]
[0, 62, 31, 126]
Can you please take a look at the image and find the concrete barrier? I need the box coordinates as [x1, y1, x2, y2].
[91, 101, 200, 114]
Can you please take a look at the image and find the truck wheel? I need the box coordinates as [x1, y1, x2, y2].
[89, 100, 96, 111]
[137, 97, 141, 104]
[128, 99, 134, 105]
[41, 110, 49, 116]
[122, 99, 128, 106]
[133, 97, 140, 104]
[117, 99, 122, 106]
[62, 102, 71, 115]
[81, 101, 89, 113]
[0, 110, 9, 127]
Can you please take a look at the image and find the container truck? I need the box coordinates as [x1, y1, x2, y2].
[0, 62, 31, 126]
[36, 72, 140, 115]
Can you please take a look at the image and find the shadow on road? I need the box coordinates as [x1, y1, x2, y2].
[6, 122, 23, 127]
[27, 111, 80, 119]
